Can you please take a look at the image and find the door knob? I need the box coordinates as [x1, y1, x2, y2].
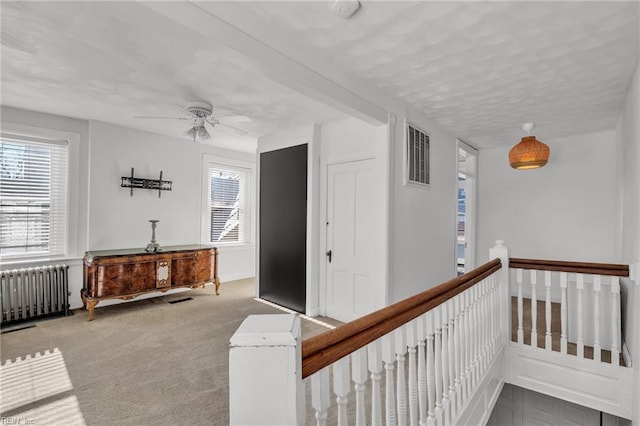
[326, 250, 332, 263]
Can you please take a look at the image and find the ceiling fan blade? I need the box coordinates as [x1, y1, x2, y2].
[134, 115, 191, 120]
[216, 114, 252, 123]
[216, 121, 248, 135]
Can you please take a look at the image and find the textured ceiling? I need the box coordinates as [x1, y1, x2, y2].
[201, 1, 640, 148]
[1, 1, 639, 150]
[0, 2, 348, 152]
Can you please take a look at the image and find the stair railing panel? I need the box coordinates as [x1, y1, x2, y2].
[506, 257, 634, 420]
[509, 258, 629, 365]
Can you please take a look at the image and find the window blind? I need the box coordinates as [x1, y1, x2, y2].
[0, 134, 69, 257]
[208, 165, 248, 244]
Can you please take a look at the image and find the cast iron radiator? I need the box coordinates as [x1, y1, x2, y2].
[0, 264, 70, 324]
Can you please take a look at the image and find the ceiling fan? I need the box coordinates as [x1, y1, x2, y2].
[135, 101, 251, 142]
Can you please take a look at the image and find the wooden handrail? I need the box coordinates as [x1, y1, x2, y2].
[301, 258, 502, 379]
[509, 258, 629, 277]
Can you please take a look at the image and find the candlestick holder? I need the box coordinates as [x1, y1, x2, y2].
[145, 220, 161, 252]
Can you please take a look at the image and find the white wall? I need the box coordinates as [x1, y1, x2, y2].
[391, 114, 458, 302]
[1, 109, 256, 310]
[477, 130, 619, 264]
[88, 121, 203, 249]
[257, 115, 459, 314]
[319, 117, 389, 312]
[615, 62, 640, 425]
[88, 121, 256, 285]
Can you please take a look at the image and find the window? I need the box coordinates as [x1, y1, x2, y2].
[206, 164, 250, 244]
[0, 134, 69, 258]
[405, 122, 430, 186]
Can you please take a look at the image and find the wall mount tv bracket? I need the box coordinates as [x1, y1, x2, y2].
[121, 167, 172, 198]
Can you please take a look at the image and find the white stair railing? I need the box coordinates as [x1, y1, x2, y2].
[229, 242, 635, 424]
[507, 257, 633, 419]
[230, 257, 506, 425]
[509, 258, 628, 364]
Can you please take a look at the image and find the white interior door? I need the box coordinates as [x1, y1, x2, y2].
[325, 159, 375, 322]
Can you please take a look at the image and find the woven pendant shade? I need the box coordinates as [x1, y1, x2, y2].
[509, 123, 550, 170]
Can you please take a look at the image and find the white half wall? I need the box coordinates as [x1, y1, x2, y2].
[477, 130, 619, 264]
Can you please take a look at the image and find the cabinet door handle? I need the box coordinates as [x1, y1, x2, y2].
[326, 250, 332, 263]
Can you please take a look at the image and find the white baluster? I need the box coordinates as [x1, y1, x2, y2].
[517, 269, 524, 344]
[352, 348, 368, 426]
[489, 276, 497, 355]
[406, 320, 419, 426]
[333, 357, 350, 426]
[369, 339, 384, 426]
[463, 290, 471, 399]
[475, 284, 482, 380]
[454, 295, 462, 412]
[593, 275, 601, 363]
[469, 286, 478, 388]
[441, 303, 451, 426]
[545, 271, 552, 351]
[426, 311, 436, 426]
[494, 274, 500, 351]
[530, 270, 538, 348]
[480, 280, 488, 372]
[417, 315, 428, 426]
[495, 272, 503, 346]
[483, 279, 490, 363]
[577, 273, 585, 358]
[448, 300, 458, 418]
[484, 278, 491, 360]
[611, 277, 620, 367]
[433, 307, 443, 425]
[382, 333, 397, 426]
[311, 367, 330, 426]
[475, 283, 482, 375]
[560, 272, 568, 354]
[395, 327, 408, 426]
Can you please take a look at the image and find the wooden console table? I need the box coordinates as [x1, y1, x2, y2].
[82, 245, 219, 320]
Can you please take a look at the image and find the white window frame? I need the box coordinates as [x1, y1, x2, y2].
[403, 120, 431, 188]
[200, 154, 254, 247]
[0, 124, 80, 263]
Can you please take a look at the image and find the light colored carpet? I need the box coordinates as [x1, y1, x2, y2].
[0, 279, 340, 426]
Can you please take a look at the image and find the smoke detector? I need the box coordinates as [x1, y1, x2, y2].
[331, 0, 360, 19]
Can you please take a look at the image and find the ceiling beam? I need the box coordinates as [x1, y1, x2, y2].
[139, 1, 388, 125]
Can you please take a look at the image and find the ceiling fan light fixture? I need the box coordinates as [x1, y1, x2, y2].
[185, 126, 197, 141]
[508, 123, 550, 170]
[197, 126, 210, 140]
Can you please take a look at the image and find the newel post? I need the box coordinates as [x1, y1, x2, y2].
[489, 240, 510, 348]
[229, 314, 304, 425]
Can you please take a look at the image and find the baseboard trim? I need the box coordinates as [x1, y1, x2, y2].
[221, 274, 255, 283]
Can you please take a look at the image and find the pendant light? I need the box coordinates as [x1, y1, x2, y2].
[508, 122, 550, 170]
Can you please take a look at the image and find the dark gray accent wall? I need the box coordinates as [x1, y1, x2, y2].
[259, 144, 307, 313]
